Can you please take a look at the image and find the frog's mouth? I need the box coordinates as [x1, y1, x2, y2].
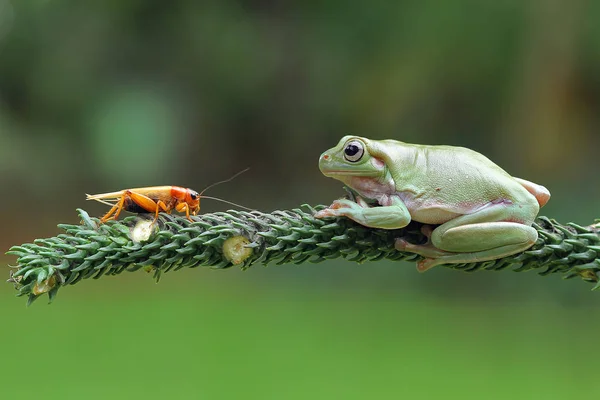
[321, 170, 382, 177]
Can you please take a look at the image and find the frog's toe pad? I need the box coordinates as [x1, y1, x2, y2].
[416, 258, 439, 273]
[394, 238, 410, 251]
[314, 209, 335, 218]
[328, 199, 357, 209]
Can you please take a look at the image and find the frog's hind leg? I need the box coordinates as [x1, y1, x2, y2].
[396, 201, 539, 273]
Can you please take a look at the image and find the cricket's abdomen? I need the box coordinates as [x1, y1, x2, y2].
[123, 197, 152, 213]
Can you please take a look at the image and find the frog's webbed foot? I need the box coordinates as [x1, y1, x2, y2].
[394, 238, 451, 259]
[394, 237, 452, 273]
[416, 258, 445, 273]
[314, 198, 362, 219]
[314, 196, 372, 219]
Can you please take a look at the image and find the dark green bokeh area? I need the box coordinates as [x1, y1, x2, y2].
[3, 268, 600, 400]
[2, 1, 600, 398]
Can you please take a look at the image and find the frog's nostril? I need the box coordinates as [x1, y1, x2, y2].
[323, 154, 330, 160]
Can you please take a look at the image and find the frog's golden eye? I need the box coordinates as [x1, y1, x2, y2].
[343, 140, 364, 162]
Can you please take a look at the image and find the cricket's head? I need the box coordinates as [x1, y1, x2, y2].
[185, 189, 201, 215]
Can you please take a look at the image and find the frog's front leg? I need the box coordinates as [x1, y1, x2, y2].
[315, 195, 411, 230]
[396, 201, 539, 272]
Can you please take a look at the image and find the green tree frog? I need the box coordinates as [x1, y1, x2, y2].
[315, 135, 550, 272]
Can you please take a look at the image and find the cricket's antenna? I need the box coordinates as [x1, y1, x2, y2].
[199, 168, 250, 196]
[198, 195, 254, 211]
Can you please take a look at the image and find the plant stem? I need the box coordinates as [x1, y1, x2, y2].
[6, 206, 600, 305]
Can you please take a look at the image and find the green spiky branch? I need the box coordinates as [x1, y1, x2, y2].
[6, 205, 600, 305]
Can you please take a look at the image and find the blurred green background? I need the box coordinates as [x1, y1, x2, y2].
[1, 1, 599, 399]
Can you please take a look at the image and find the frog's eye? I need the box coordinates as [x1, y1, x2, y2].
[343, 140, 364, 162]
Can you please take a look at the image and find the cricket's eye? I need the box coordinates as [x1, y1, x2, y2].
[343, 140, 364, 162]
[190, 191, 199, 200]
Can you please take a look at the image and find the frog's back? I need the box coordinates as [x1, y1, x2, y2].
[418, 144, 512, 184]
[380, 141, 537, 217]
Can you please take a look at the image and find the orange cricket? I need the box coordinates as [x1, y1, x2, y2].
[87, 186, 200, 223]
[86, 169, 249, 223]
